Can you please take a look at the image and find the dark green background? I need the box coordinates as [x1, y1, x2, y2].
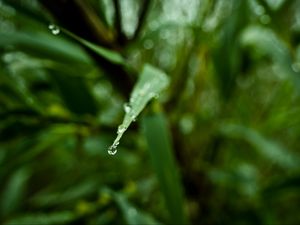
[1, 0, 300, 224]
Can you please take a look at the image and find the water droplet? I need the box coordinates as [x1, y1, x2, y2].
[108, 141, 119, 155]
[130, 115, 136, 122]
[117, 125, 126, 134]
[129, 97, 134, 104]
[108, 145, 117, 155]
[150, 92, 159, 99]
[123, 103, 131, 113]
[48, 24, 60, 35]
[143, 39, 154, 50]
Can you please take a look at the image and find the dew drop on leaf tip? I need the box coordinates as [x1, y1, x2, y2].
[48, 24, 60, 35]
[108, 144, 118, 155]
[108, 147, 117, 155]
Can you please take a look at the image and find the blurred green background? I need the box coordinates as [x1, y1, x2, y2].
[1, 0, 300, 224]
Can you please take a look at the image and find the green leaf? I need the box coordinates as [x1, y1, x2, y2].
[61, 28, 125, 65]
[114, 193, 161, 225]
[241, 25, 300, 90]
[108, 64, 169, 155]
[219, 123, 300, 169]
[0, 167, 31, 216]
[142, 113, 188, 225]
[0, 31, 91, 64]
[263, 174, 300, 197]
[212, 0, 249, 99]
[4, 211, 76, 225]
[0, 125, 75, 178]
[49, 71, 98, 116]
[31, 180, 98, 208]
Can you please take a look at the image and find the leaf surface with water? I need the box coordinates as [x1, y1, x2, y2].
[108, 64, 169, 155]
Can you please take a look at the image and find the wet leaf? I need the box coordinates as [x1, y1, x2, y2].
[108, 64, 169, 155]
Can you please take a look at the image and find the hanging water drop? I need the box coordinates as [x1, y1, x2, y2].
[117, 125, 126, 134]
[108, 145, 117, 155]
[48, 24, 60, 35]
[108, 141, 119, 155]
[123, 103, 131, 113]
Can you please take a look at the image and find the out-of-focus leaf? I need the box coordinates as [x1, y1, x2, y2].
[265, 0, 286, 10]
[114, 192, 160, 225]
[209, 163, 259, 197]
[212, 0, 249, 99]
[0, 167, 31, 216]
[241, 25, 300, 90]
[142, 113, 187, 225]
[0, 125, 76, 178]
[49, 71, 98, 116]
[2, 50, 97, 115]
[108, 64, 169, 154]
[0, 31, 91, 64]
[2, 0, 49, 24]
[0, 120, 43, 142]
[263, 174, 300, 197]
[31, 180, 99, 207]
[219, 123, 299, 169]
[92, 210, 115, 225]
[4, 211, 76, 225]
[2, 53, 44, 111]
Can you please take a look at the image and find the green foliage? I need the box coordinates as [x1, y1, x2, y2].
[61, 28, 125, 65]
[143, 112, 187, 224]
[4, 211, 76, 225]
[1, 0, 300, 224]
[109, 64, 169, 155]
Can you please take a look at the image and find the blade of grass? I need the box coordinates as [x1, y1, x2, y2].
[113, 192, 161, 225]
[4, 211, 76, 225]
[0, 31, 91, 64]
[0, 167, 31, 217]
[219, 123, 300, 169]
[241, 25, 300, 91]
[108, 64, 169, 155]
[49, 71, 98, 116]
[142, 112, 188, 225]
[60, 27, 125, 65]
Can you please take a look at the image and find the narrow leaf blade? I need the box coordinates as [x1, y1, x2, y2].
[108, 64, 169, 154]
[142, 113, 187, 225]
